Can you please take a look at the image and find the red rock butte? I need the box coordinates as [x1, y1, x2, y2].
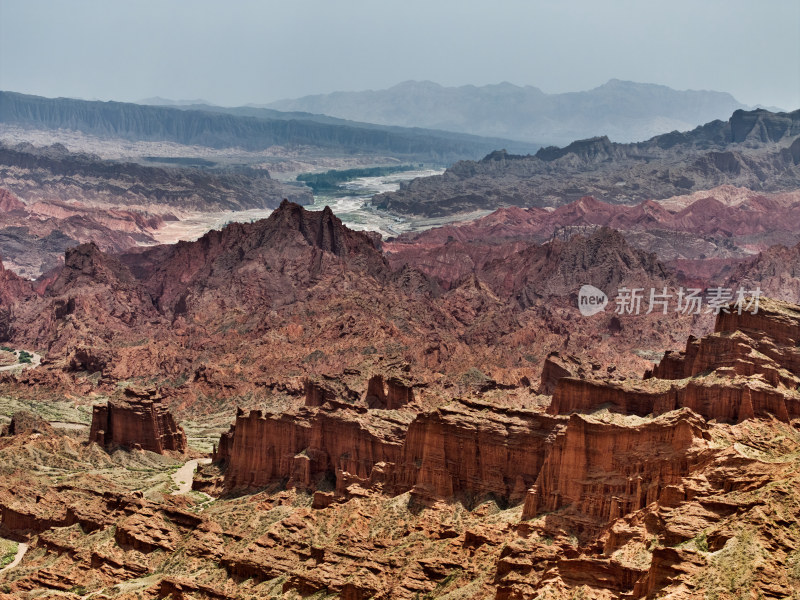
[89, 386, 187, 454]
[209, 298, 800, 532]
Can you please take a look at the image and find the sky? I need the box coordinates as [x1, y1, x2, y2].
[1, 0, 798, 110]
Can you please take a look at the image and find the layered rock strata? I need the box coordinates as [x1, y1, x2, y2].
[538, 352, 592, 395]
[89, 387, 186, 453]
[548, 375, 798, 423]
[365, 374, 415, 409]
[217, 404, 411, 493]
[216, 398, 563, 507]
[550, 299, 800, 423]
[521, 409, 711, 525]
[212, 298, 800, 519]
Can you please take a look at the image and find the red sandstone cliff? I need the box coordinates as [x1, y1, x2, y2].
[393, 399, 561, 503]
[216, 397, 563, 508]
[219, 404, 410, 494]
[211, 297, 800, 519]
[365, 374, 415, 409]
[89, 387, 187, 454]
[521, 409, 711, 529]
[549, 298, 800, 423]
[550, 364, 798, 423]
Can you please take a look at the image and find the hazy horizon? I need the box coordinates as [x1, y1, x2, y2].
[137, 78, 780, 113]
[1, 0, 798, 111]
[4, 78, 777, 113]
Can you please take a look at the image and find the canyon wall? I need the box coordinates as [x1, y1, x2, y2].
[218, 398, 563, 506]
[549, 376, 798, 423]
[210, 297, 800, 544]
[89, 388, 186, 454]
[521, 409, 711, 527]
[392, 400, 561, 503]
[220, 405, 410, 493]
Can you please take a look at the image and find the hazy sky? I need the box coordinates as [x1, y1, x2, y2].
[1, 0, 798, 109]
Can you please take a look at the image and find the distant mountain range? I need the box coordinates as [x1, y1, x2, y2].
[0, 140, 311, 211]
[0, 91, 539, 163]
[137, 96, 214, 106]
[267, 79, 750, 145]
[372, 108, 800, 217]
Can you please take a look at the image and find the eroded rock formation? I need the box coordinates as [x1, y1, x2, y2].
[550, 299, 800, 423]
[365, 374, 415, 409]
[215, 396, 563, 509]
[0, 411, 53, 437]
[538, 351, 593, 395]
[89, 387, 186, 453]
[394, 400, 561, 503]
[0, 256, 34, 308]
[3, 197, 800, 598]
[218, 404, 410, 493]
[522, 409, 711, 529]
[212, 297, 800, 526]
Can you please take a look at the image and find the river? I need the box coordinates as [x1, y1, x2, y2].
[151, 168, 489, 244]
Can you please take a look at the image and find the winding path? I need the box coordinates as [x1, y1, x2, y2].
[0, 542, 28, 574]
[171, 458, 212, 496]
[0, 351, 41, 372]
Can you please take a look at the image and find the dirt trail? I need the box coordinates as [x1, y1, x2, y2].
[49, 421, 89, 431]
[0, 542, 28, 574]
[0, 351, 41, 372]
[171, 458, 212, 495]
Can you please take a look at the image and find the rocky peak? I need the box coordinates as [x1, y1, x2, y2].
[479, 226, 670, 306]
[0, 188, 25, 212]
[120, 201, 391, 317]
[726, 241, 800, 304]
[0, 255, 35, 307]
[535, 135, 616, 162]
[47, 242, 137, 294]
[480, 149, 528, 163]
[568, 195, 606, 216]
[550, 226, 664, 279]
[728, 108, 800, 144]
[267, 200, 348, 258]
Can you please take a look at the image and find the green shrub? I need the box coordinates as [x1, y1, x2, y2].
[0, 541, 18, 568]
[461, 367, 489, 387]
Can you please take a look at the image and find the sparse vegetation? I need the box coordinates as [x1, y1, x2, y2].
[0, 539, 18, 568]
[789, 550, 800, 581]
[694, 531, 709, 552]
[460, 367, 488, 387]
[692, 528, 766, 597]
